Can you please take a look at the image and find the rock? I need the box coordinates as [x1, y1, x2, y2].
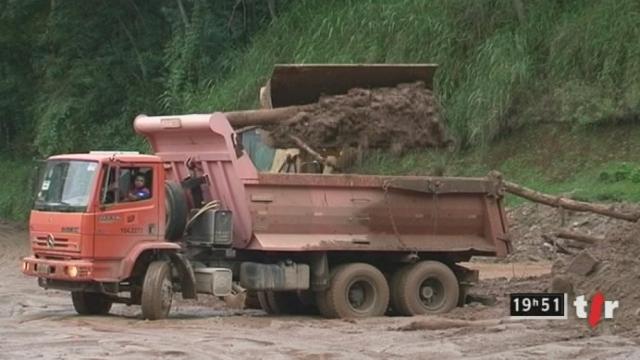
[487, 324, 507, 333]
[567, 250, 599, 276]
[550, 275, 574, 297]
[466, 294, 497, 306]
[552, 258, 568, 273]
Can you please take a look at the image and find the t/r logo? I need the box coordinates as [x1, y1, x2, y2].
[573, 291, 619, 328]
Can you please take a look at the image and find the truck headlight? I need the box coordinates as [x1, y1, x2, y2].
[66, 265, 78, 278]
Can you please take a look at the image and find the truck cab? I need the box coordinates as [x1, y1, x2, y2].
[21, 152, 195, 317]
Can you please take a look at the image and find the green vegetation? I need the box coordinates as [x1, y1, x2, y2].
[355, 123, 640, 205]
[0, 158, 35, 221]
[1, 0, 639, 221]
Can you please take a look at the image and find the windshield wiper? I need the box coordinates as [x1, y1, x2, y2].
[34, 201, 79, 212]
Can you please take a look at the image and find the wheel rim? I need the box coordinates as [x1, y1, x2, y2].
[345, 277, 376, 313]
[417, 277, 445, 310]
[160, 276, 173, 311]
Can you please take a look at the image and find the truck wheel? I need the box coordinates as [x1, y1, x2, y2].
[165, 181, 188, 241]
[71, 291, 112, 315]
[317, 263, 389, 318]
[388, 264, 411, 315]
[141, 261, 173, 320]
[257, 291, 315, 315]
[257, 291, 277, 314]
[245, 290, 261, 309]
[390, 261, 459, 315]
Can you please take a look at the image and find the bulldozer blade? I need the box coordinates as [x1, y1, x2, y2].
[261, 63, 438, 109]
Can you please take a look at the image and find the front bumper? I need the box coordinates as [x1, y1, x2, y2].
[22, 256, 94, 281]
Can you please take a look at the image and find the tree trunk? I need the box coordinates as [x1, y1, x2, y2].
[176, 0, 190, 28]
[266, 0, 277, 20]
[502, 180, 640, 222]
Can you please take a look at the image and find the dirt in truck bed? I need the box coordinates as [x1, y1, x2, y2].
[265, 81, 450, 155]
[2, 210, 640, 359]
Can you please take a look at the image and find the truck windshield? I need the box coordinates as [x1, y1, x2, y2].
[34, 160, 98, 212]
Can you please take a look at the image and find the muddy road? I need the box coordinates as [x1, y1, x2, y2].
[1, 221, 639, 359]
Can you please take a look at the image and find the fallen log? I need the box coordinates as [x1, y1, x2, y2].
[488, 171, 640, 222]
[542, 234, 574, 255]
[555, 229, 603, 244]
[564, 241, 588, 250]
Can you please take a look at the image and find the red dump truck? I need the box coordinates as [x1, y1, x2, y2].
[21, 65, 511, 319]
[21, 112, 510, 319]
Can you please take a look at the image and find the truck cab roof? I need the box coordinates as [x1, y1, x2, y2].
[48, 153, 162, 163]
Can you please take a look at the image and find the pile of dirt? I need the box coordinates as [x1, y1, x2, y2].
[551, 219, 640, 333]
[266, 81, 450, 156]
[488, 204, 632, 263]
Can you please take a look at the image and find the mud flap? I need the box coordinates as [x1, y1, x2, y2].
[452, 264, 479, 307]
[168, 253, 198, 300]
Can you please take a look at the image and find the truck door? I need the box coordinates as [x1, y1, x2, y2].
[94, 164, 160, 260]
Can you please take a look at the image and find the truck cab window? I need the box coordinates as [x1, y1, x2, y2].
[101, 166, 153, 204]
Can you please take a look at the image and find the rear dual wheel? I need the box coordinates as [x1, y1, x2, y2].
[316, 263, 389, 318]
[390, 261, 459, 315]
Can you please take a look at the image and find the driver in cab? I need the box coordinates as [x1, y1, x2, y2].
[127, 175, 150, 201]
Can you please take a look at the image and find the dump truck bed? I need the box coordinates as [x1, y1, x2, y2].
[135, 113, 510, 259]
[245, 173, 509, 257]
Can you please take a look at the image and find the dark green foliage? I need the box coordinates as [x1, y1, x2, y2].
[0, 0, 278, 220]
[1, 0, 278, 158]
[599, 163, 640, 184]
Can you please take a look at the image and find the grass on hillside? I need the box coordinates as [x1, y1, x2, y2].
[354, 123, 640, 205]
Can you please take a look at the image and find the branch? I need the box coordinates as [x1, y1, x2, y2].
[555, 229, 603, 244]
[542, 234, 574, 255]
[266, 0, 277, 20]
[288, 135, 338, 169]
[176, 0, 190, 28]
[115, 15, 147, 80]
[501, 178, 640, 222]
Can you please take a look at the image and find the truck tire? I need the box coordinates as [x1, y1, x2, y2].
[257, 291, 315, 315]
[317, 263, 389, 318]
[245, 290, 261, 309]
[388, 264, 411, 315]
[257, 291, 278, 314]
[71, 291, 112, 315]
[165, 181, 188, 241]
[390, 261, 459, 315]
[141, 261, 173, 320]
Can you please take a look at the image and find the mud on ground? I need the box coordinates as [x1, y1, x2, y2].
[1, 213, 639, 359]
